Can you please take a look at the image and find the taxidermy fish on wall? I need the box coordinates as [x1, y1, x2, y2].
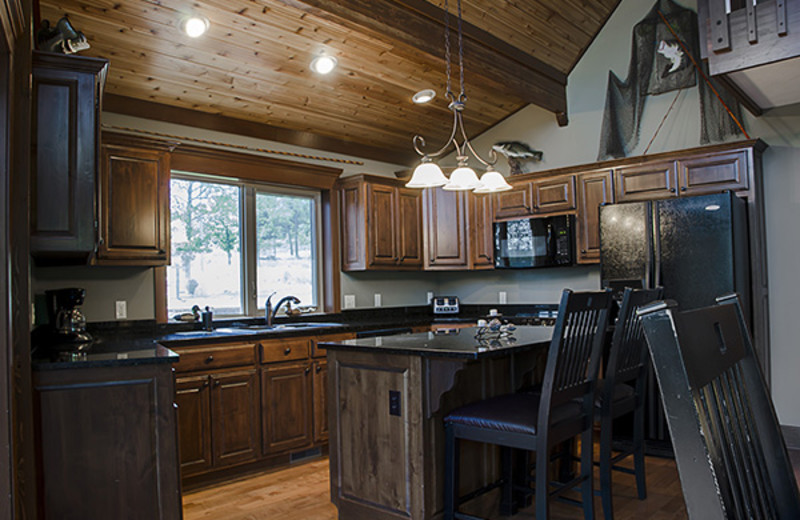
[492, 141, 543, 175]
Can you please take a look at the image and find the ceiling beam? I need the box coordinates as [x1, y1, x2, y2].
[278, 0, 568, 115]
[102, 94, 418, 166]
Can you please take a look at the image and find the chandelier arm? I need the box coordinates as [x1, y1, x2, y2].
[412, 106, 460, 159]
[456, 110, 496, 168]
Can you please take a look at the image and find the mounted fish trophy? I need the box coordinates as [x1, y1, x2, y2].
[491, 141, 543, 175]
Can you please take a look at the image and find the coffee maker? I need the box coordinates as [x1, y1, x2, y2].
[42, 288, 93, 349]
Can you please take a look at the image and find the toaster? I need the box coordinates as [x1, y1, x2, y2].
[432, 296, 460, 315]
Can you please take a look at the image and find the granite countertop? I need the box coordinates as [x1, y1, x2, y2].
[318, 325, 554, 359]
[31, 304, 559, 369]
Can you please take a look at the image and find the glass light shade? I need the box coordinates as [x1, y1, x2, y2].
[474, 169, 512, 193]
[443, 166, 480, 191]
[310, 55, 337, 74]
[183, 16, 209, 38]
[405, 161, 448, 188]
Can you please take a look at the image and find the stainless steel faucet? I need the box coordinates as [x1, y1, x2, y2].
[265, 293, 301, 327]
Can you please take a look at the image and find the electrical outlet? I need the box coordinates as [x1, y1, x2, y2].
[374, 293, 382, 307]
[343, 294, 356, 309]
[115, 300, 127, 320]
[499, 291, 507, 304]
[427, 291, 434, 303]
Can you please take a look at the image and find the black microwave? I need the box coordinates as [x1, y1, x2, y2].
[494, 214, 575, 269]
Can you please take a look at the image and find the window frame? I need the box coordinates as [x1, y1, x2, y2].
[168, 171, 324, 319]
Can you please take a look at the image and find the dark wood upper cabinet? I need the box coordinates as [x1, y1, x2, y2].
[30, 51, 108, 264]
[614, 160, 679, 202]
[338, 175, 422, 271]
[96, 133, 176, 265]
[424, 188, 469, 269]
[677, 150, 749, 195]
[494, 182, 533, 219]
[576, 170, 614, 264]
[531, 174, 576, 214]
[469, 193, 494, 269]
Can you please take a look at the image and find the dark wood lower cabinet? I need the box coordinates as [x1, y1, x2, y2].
[312, 359, 329, 443]
[175, 374, 212, 477]
[211, 369, 260, 466]
[33, 362, 181, 519]
[261, 361, 313, 454]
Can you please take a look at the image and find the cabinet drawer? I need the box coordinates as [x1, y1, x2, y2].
[173, 343, 257, 373]
[311, 332, 355, 358]
[260, 338, 310, 364]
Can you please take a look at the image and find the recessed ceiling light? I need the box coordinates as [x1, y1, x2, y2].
[310, 55, 337, 75]
[182, 16, 209, 38]
[412, 89, 436, 104]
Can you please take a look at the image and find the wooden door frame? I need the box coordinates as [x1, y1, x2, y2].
[2, 0, 36, 517]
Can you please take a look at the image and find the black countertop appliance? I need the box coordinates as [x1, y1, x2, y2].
[35, 287, 93, 351]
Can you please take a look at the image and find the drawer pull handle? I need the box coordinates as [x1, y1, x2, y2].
[284, 347, 292, 355]
[205, 355, 214, 363]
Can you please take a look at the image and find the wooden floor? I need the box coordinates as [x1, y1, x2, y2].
[183, 452, 688, 520]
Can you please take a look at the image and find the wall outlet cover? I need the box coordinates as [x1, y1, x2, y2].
[374, 293, 382, 307]
[115, 300, 127, 320]
[343, 294, 356, 309]
[427, 291, 434, 303]
[499, 291, 507, 304]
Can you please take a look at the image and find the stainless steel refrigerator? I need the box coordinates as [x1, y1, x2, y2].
[599, 191, 750, 452]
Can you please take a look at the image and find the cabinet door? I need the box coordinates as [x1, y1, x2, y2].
[494, 182, 533, 219]
[678, 150, 749, 195]
[576, 170, 614, 264]
[30, 53, 106, 262]
[97, 135, 171, 265]
[340, 181, 366, 271]
[175, 375, 212, 477]
[261, 362, 312, 454]
[312, 359, 329, 443]
[366, 183, 398, 267]
[615, 160, 678, 202]
[424, 188, 469, 269]
[210, 369, 260, 467]
[396, 188, 423, 268]
[532, 175, 576, 214]
[470, 193, 494, 269]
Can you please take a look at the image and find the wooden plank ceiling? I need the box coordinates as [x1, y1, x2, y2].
[38, 0, 620, 165]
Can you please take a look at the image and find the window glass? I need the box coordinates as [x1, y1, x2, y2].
[256, 192, 317, 309]
[168, 178, 242, 315]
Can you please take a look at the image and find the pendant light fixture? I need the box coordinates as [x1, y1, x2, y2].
[406, 0, 511, 193]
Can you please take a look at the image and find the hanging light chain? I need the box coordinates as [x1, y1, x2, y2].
[456, 0, 465, 100]
[443, 0, 453, 100]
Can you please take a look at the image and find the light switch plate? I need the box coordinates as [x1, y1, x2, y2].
[344, 294, 356, 309]
[115, 300, 127, 320]
[427, 291, 434, 303]
[374, 293, 382, 307]
[499, 291, 507, 304]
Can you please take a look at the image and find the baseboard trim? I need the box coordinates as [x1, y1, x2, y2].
[781, 424, 800, 450]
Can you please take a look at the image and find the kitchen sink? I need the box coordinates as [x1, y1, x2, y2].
[214, 322, 345, 333]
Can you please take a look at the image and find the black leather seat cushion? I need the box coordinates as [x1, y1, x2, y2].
[595, 380, 635, 407]
[444, 393, 584, 436]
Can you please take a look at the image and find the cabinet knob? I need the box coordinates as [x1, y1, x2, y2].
[669, 187, 676, 193]
[202, 380, 209, 388]
[681, 186, 687, 191]
[205, 355, 214, 363]
[214, 379, 220, 387]
[305, 367, 311, 375]
[284, 347, 292, 355]
[581, 249, 587, 254]
[316, 365, 322, 373]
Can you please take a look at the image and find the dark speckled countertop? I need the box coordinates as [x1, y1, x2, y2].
[318, 325, 554, 358]
[31, 303, 559, 370]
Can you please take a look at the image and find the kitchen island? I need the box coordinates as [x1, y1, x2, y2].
[320, 325, 553, 520]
